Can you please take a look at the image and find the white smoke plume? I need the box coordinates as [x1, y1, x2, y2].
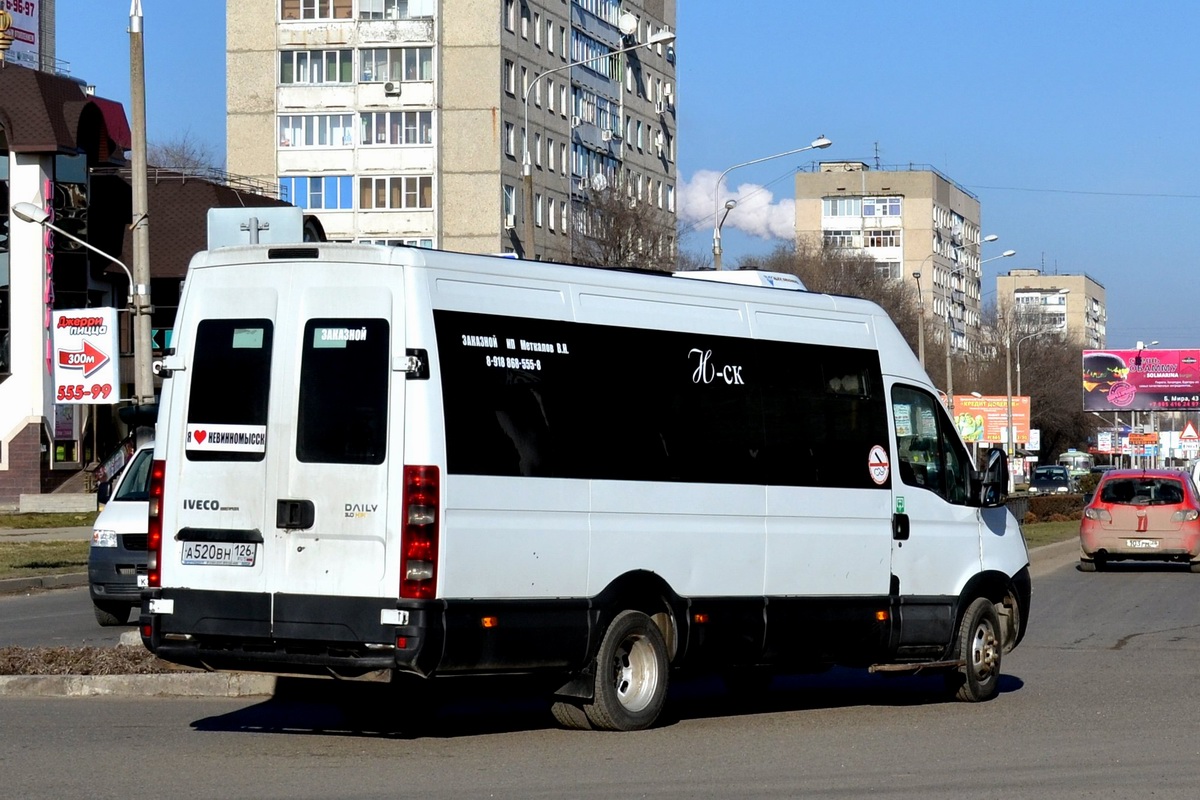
[678, 170, 797, 240]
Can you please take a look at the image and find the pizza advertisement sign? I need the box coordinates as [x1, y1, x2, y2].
[51, 308, 121, 405]
[1082, 349, 1200, 412]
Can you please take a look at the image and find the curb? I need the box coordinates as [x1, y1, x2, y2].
[0, 672, 276, 698]
[0, 573, 89, 595]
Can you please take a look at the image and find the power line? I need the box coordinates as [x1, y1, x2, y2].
[972, 185, 1200, 199]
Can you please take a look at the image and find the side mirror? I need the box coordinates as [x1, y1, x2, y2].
[97, 479, 113, 505]
[979, 446, 1009, 507]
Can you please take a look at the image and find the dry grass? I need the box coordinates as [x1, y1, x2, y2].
[0, 541, 89, 579]
[0, 645, 188, 676]
[0, 511, 98, 529]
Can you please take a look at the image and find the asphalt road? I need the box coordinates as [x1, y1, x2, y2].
[0, 585, 129, 647]
[4, 545, 1200, 798]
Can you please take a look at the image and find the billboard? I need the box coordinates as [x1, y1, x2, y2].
[1082, 349, 1200, 412]
[0, 0, 40, 69]
[51, 308, 121, 404]
[952, 395, 1031, 444]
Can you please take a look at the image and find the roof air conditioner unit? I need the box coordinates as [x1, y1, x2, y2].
[570, 115, 582, 128]
[601, 130, 613, 142]
[504, 213, 516, 230]
[383, 81, 401, 95]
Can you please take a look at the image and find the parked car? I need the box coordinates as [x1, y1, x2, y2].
[1079, 469, 1200, 572]
[1029, 465, 1072, 494]
[88, 441, 153, 626]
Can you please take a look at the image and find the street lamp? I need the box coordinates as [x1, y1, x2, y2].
[12, 201, 153, 414]
[522, 25, 677, 259]
[912, 271, 925, 367]
[945, 244, 1014, 407]
[711, 135, 832, 269]
[714, 199, 737, 268]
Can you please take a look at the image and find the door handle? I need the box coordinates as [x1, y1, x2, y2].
[276, 499, 315, 530]
[893, 512, 910, 541]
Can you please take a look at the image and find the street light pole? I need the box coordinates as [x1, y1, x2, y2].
[711, 135, 832, 269]
[946, 245, 1015, 410]
[912, 271, 925, 367]
[521, 28, 676, 260]
[713, 200, 737, 270]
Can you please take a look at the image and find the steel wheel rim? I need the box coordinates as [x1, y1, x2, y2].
[969, 619, 999, 681]
[612, 633, 659, 712]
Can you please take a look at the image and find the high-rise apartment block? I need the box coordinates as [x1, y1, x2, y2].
[996, 269, 1106, 349]
[794, 162, 990, 352]
[227, 0, 678, 262]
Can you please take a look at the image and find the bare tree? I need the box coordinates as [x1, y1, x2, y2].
[571, 182, 676, 272]
[146, 131, 221, 172]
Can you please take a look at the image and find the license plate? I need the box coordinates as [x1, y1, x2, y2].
[1126, 539, 1159, 549]
[181, 541, 257, 567]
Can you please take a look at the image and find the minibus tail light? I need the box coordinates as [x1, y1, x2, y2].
[400, 465, 439, 599]
[147, 459, 166, 588]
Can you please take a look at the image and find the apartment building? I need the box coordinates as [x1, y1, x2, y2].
[996, 269, 1107, 349]
[795, 162, 995, 352]
[227, 0, 677, 263]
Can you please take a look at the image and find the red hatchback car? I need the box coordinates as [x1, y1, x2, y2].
[1079, 469, 1200, 572]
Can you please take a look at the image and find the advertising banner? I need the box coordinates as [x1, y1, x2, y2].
[51, 308, 121, 404]
[952, 395, 1030, 444]
[0, 0, 40, 69]
[1082, 349, 1200, 412]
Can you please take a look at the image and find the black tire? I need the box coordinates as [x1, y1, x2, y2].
[945, 597, 1002, 702]
[550, 700, 593, 730]
[93, 600, 133, 627]
[583, 610, 669, 731]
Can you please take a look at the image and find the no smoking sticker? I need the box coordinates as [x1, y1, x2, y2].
[868, 444, 890, 485]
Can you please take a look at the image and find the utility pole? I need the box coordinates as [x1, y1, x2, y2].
[129, 1, 155, 431]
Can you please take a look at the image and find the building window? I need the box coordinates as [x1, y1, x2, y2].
[360, 238, 434, 248]
[503, 185, 515, 216]
[863, 196, 902, 217]
[359, 111, 434, 145]
[279, 175, 354, 209]
[280, 0, 352, 20]
[823, 229, 861, 248]
[875, 261, 901, 280]
[360, 47, 433, 83]
[864, 229, 901, 248]
[359, 0, 434, 19]
[504, 0, 515, 31]
[504, 60, 515, 95]
[822, 196, 862, 216]
[279, 114, 356, 147]
[280, 49, 353, 84]
[520, 4, 529, 38]
[359, 176, 433, 210]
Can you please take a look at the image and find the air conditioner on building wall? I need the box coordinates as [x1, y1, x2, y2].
[504, 213, 516, 230]
[601, 130, 613, 142]
[383, 81, 401, 95]
[570, 115, 582, 128]
[654, 100, 665, 114]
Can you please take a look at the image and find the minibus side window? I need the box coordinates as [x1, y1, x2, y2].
[892, 386, 970, 505]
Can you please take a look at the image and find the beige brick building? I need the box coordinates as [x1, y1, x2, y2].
[227, 0, 677, 263]
[996, 269, 1107, 349]
[795, 162, 999, 353]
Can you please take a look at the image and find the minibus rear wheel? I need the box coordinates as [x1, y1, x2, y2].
[583, 610, 669, 731]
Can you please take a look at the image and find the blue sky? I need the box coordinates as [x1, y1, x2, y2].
[54, 1, 1198, 349]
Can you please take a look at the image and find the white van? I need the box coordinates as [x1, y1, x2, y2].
[141, 244, 1030, 731]
[89, 440, 154, 626]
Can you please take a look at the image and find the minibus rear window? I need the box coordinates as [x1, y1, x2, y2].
[186, 319, 273, 462]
